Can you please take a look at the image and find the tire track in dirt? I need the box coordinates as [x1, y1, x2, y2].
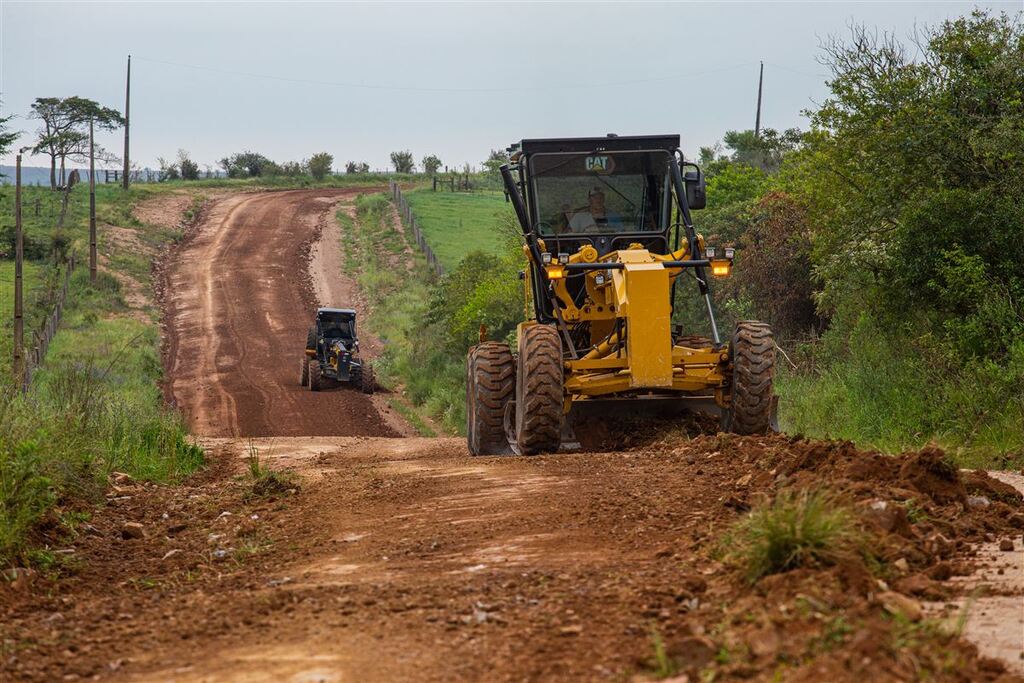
[163, 188, 398, 437]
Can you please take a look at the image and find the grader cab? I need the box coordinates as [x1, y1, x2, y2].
[466, 134, 776, 455]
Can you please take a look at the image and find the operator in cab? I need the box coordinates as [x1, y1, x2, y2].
[568, 188, 623, 233]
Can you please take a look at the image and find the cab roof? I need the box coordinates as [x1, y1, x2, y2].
[317, 307, 356, 319]
[511, 134, 680, 156]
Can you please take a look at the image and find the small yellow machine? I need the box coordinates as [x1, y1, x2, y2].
[466, 135, 776, 455]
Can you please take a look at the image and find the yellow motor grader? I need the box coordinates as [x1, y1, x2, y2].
[466, 134, 776, 455]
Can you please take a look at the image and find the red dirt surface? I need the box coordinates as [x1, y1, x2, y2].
[3, 434, 1022, 682]
[162, 188, 398, 438]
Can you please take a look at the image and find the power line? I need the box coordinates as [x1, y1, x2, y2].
[134, 56, 758, 94]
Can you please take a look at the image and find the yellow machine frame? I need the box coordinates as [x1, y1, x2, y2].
[519, 239, 733, 415]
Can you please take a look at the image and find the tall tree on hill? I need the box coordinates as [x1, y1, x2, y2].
[421, 154, 442, 175]
[30, 97, 124, 189]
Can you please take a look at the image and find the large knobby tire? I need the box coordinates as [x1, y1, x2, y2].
[723, 321, 775, 435]
[308, 359, 322, 392]
[360, 361, 375, 394]
[466, 342, 514, 456]
[515, 325, 563, 455]
[300, 355, 310, 387]
[306, 327, 316, 351]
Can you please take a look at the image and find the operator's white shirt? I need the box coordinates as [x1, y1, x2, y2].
[569, 211, 622, 233]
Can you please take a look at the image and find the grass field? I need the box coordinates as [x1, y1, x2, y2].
[402, 190, 512, 269]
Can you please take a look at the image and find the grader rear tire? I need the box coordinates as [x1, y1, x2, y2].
[360, 362, 375, 394]
[515, 325, 563, 455]
[308, 360, 322, 392]
[300, 355, 309, 386]
[722, 321, 775, 435]
[466, 342, 514, 455]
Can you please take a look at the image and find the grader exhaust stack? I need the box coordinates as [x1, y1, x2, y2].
[468, 135, 776, 456]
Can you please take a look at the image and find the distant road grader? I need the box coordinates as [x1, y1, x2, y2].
[466, 134, 776, 455]
[301, 308, 375, 394]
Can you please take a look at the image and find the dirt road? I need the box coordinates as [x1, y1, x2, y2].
[163, 188, 399, 438]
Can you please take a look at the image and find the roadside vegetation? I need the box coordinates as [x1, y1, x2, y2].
[339, 193, 520, 432]
[0, 182, 204, 566]
[691, 11, 1024, 465]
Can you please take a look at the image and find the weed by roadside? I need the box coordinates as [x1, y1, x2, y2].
[719, 489, 862, 583]
[245, 441, 297, 499]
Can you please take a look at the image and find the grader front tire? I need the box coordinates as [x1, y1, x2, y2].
[466, 342, 514, 456]
[300, 355, 310, 387]
[308, 360, 323, 392]
[515, 325, 563, 455]
[723, 321, 775, 435]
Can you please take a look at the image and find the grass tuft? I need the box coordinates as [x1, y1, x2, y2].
[721, 489, 860, 583]
[245, 441, 296, 498]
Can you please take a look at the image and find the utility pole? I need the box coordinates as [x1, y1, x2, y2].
[90, 118, 97, 282]
[123, 54, 131, 189]
[755, 61, 764, 138]
[13, 153, 24, 388]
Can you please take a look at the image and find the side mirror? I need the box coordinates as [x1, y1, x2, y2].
[684, 168, 707, 210]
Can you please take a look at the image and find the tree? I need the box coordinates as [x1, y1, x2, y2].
[177, 149, 200, 180]
[390, 150, 415, 173]
[157, 156, 180, 181]
[345, 161, 370, 174]
[421, 154, 442, 175]
[308, 152, 333, 180]
[29, 97, 124, 189]
[720, 128, 802, 174]
[0, 102, 20, 173]
[482, 149, 509, 179]
[219, 151, 275, 178]
[789, 9, 1024, 353]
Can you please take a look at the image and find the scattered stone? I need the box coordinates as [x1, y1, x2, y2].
[667, 636, 717, 671]
[559, 624, 583, 636]
[110, 471, 133, 484]
[747, 627, 781, 658]
[999, 539, 1014, 552]
[166, 523, 188, 535]
[217, 511, 233, 521]
[879, 591, 923, 622]
[1008, 513, 1024, 530]
[927, 562, 953, 581]
[735, 473, 753, 487]
[266, 577, 293, 587]
[967, 495, 991, 508]
[894, 574, 946, 600]
[893, 558, 910, 573]
[121, 522, 146, 540]
[161, 549, 182, 561]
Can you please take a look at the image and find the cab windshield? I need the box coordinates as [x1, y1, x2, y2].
[321, 318, 355, 339]
[529, 150, 670, 236]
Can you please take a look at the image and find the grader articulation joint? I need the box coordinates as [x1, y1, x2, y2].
[466, 135, 777, 456]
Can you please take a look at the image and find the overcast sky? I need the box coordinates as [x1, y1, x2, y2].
[1, 1, 1017, 171]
